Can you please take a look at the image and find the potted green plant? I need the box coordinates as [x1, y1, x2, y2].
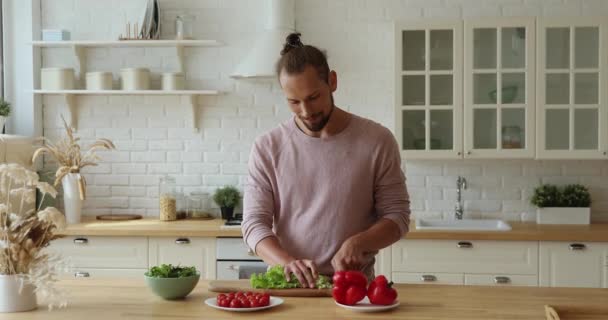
[0, 98, 10, 134]
[531, 184, 591, 224]
[213, 186, 241, 220]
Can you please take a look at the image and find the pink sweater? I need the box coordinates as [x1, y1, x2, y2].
[242, 114, 410, 276]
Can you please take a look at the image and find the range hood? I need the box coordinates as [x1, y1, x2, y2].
[231, 0, 296, 79]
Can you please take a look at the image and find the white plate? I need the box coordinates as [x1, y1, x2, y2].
[335, 296, 400, 312]
[205, 297, 283, 312]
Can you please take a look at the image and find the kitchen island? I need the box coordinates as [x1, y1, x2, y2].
[5, 279, 607, 319]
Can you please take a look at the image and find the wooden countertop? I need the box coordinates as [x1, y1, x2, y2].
[56, 217, 608, 241]
[7, 279, 607, 319]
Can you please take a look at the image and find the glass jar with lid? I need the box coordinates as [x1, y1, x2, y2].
[159, 175, 177, 221]
[175, 14, 194, 40]
[187, 191, 212, 219]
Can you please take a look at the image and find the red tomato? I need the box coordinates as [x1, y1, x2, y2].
[230, 299, 242, 308]
[259, 296, 270, 306]
[240, 299, 251, 308]
[218, 299, 229, 308]
[250, 300, 261, 308]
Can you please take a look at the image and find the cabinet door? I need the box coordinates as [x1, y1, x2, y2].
[64, 268, 148, 279]
[464, 18, 536, 158]
[48, 236, 148, 269]
[149, 237, 216, 280]
[537, 17, 608, 159]
[392, 239, 538, 275]
[539, 241, 608, 288]
[393, 272, 464, 285]
[395, 20, 463, 159]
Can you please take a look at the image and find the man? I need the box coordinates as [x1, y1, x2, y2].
[242, 33, 410, 288]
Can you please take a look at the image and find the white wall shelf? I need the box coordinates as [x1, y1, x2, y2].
[31, 40, 223, 80]
[34, 90, 220, 132]
[30, 40, 223, 47]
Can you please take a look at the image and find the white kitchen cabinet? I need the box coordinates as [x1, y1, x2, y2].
[148, 237, 217, 280]
[539, 241, 608, 288]
[464, 18, 536, 159]
[464, 274, 537, 286]
[536, 17, 608, 159]
[392, 239, 538, 274]
[395, 20, 463, 159]
[48, 236, 149, 279]
[393, 272, 464, 285]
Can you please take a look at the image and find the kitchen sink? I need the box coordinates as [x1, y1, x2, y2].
[415, 219, 512, 231]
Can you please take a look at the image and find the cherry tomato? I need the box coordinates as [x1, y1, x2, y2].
[230, 299, 242, 308]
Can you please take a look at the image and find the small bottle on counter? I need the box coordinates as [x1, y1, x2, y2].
[159, 175, 177, 221]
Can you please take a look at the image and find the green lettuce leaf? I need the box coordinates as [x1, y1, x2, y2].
[250, 265, 332, 289]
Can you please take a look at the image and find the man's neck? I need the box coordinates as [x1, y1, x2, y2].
[296, 106, 351, 138]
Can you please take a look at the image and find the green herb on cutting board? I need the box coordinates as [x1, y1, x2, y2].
[145, 264, 198, 278]
[250, 265, 332, 289]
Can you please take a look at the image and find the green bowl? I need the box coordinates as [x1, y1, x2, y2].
[144, 273, 200, 300]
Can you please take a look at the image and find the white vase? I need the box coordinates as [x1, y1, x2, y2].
[0, 275, 37, 313]
[0, 116, 6, 131]
[62, 173, 83, 224]
[536, 207, 591, 225]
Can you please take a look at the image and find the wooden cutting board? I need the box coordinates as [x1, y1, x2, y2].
[208, 280, 332, 297]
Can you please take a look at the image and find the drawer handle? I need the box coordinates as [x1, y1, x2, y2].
[73, 237, 89, 244]
[494, 276, 511, 284]
[569, 243, 586, 251]
[421, 275, 437, 282]
[175, 238, 191, 245]
[457, 241, 473, 248]
[75, 271, 90, 278]
[227, 265, 240, 272]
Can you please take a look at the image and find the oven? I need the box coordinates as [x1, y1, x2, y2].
[216, 237, 268, 280]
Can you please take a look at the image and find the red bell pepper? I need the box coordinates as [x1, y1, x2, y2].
[332, 270, 368, 305]
[367, 275, 398, 305]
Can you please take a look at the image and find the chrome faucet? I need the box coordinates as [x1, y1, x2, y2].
[455, 176, 467, 220]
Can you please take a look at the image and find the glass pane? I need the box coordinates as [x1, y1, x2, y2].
[474, 73, 497, 104]
[474, 109, 497, 149]
[402, 110, 426, 150]
[574, 109, 598, 149]
[402, 75, 425, 105]
[501, 73, 525, 104]
[403, 30, 425, 71]
[575, 27, 599, 68]
[546, 74, 570, 104]
[502, 108, 525, 149]
[574, 73, 598, 104]
[430, 75, 453, 105]
[546, 109, 569, 150]
[546, 28, 570, 69]
[474, 28, 497, 69]
[430, 110, 453, 150]
[502, 27, 526, 68]
[430, 30, 453, 70]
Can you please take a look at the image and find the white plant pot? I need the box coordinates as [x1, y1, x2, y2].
[0, 275, 37, 313]
[536, 207, 590, 225]
[62, 173, 83, 224]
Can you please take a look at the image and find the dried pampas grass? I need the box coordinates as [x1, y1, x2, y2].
[32, 116, 115, 200]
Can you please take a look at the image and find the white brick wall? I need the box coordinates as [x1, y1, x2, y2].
[40, 0, 608, 222]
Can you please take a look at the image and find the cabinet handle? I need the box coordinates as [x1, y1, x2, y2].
[457, 152, 462, 156]
[467, 151, 472, 155]
[73, 237, 88, 244]
[569, 243, 586, 251]
[226, 265, 240, 272]
[421, 274, 437, 282]
[74, 271, 90, 278]
[175, 238, 191, 245]
[457, 241, 473, 248]
[494, 276, 511, 284]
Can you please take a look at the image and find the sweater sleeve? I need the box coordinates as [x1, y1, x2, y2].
[241, 138, 277, 253]
[373, 129, 411, 236]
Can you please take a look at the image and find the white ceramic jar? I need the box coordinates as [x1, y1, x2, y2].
[161, 72, 185, 91]
[120, 68, 150, 90]
[86, 71, 113, 90]
[41, 67, 75, 90]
